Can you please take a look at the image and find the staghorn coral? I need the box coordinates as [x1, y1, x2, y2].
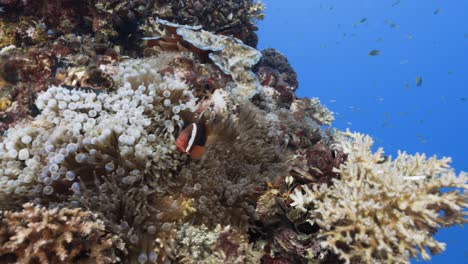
[0, 203, 125, 264]
[290, 130, 468, 263]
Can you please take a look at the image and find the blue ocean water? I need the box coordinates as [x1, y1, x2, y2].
[258, 0, 467, 263]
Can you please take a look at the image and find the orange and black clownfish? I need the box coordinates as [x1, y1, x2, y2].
[176, 123, 210, 159]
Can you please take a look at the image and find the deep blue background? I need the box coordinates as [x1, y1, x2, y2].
[257, 0, 467, 262]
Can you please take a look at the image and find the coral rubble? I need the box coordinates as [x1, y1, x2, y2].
[0, 1, 466, 264]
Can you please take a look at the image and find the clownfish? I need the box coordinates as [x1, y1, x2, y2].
[176, 123, 210, 159]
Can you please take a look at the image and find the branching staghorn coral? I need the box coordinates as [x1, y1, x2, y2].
[290, 130, 468, 263]
[0, 203, 125, 263]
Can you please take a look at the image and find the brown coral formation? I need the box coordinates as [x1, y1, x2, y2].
[257, 48, 299, 90]
[0, 0, 263, 132]
[0, 203, 125, 263]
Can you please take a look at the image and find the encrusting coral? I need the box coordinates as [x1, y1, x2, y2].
[0, 1, 467, 264]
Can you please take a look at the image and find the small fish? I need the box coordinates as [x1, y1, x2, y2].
[368, 49, 381, 56]
[460, 97, 467, 102]
[416, 76, 423, 86]
[392, 0, 401, 7]
[142, 36, 161, 40]
[385, 19, 399, 29]
[416, 134, 427, 143]
[176, 123, 209, 159]
[433, 8, 442, 15]
[441, 96, 447, 103]
[359, 18, 367, 24]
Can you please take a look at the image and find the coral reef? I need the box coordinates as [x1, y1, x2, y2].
[0, 1, 466, 264]
[0, 203, 125, 263]
[0, 0, 263, 132]
[173, 223, 263, 263]
[290, 131, 468, 263]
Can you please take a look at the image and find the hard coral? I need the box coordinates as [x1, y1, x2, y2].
[290, 130, 468, 263]
[156, 19, 263, 101]
[152, 0, 264, 47]
[0, 203, 125, 264]
[174, 223, 263, 264]
[257, 48, 299, 90]
[288, 142, 346, 186]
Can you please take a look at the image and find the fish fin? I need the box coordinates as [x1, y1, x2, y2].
[189, 146, 206, 159]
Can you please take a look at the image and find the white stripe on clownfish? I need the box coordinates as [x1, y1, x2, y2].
[186, 123, 197, 153]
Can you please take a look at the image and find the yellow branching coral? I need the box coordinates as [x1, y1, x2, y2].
[290, 130, 468, 264]
[0, 203, 125, 264]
